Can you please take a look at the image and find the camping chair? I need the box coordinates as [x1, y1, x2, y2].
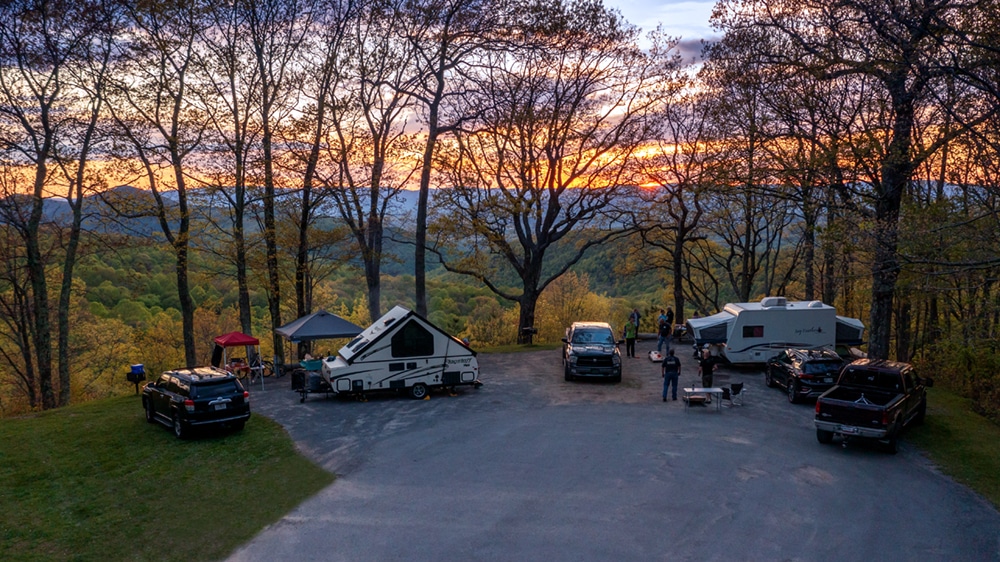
[723, 382, 745, 407]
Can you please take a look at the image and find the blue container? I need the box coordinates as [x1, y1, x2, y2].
[130, 364, 145, 375]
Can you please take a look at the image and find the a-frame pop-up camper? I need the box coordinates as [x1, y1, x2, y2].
[309, 305, 480, 401]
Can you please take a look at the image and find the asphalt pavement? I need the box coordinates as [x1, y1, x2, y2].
[227, 338, 1000, 561]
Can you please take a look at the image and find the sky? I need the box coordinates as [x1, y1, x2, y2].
[605, 0, 720, 63]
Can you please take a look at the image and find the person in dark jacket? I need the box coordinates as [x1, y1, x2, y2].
[662, 349, 681, 401]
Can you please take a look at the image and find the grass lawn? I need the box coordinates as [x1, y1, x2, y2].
[0, 395, 333, 562]
[908, 387, 1000, 509]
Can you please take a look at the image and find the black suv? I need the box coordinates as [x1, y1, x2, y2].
[561, 322, 623, 383]
[142, 367, 251, 438]
[765, 348, 845, 403]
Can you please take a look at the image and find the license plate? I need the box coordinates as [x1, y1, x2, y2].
[214, 403, 227, 410]
[839, 425, 860, 435]
[824, 377, 833, 383]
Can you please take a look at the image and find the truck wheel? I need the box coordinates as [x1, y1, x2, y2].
[145, 401, 156, 424]
[764, 368, 774, 388]
[173, 414, 187, 440]
[787, 380, 799, 404]
[410, 383, 428, 400]
[914, 398, 927, 425]
[816, 429, 834, 444]
[882, 433, 899, 454]
[612, 374, 621, 384]
[564, 365, 572, 382]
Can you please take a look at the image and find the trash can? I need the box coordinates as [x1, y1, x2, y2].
[127, 364, 146, 395]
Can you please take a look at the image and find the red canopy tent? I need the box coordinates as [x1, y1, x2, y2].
[214, 331, 260, 347]
[212, 331, 262, 389]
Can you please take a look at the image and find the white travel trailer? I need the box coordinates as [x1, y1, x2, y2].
[685, 297, 865, 364]
[300, 305, 480, 402]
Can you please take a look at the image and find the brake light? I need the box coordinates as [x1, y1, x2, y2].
[244, 390, 250, 403]
[815, 401, 821, 414]
[882, 411, 889, 426]
[184, 399, 195, 412]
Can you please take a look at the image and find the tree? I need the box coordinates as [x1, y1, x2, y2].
[0, 0, 112, 408]
[711, 0, 992, 358]
[430, 0, 678, 342]
[105, 0, 212, 367]
[242, 0, 317, 368]
[635, 89, 716, 322]
[314, 0, 421, 321]
[399, 0, 506, 317]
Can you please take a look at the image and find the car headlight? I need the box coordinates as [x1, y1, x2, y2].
[612, 354, 621, 367]
[568, 354, 578, 365]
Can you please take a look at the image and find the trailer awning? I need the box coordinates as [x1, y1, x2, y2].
[686, 311, 734, 344]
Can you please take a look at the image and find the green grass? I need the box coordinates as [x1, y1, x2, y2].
[0, 396, 334, 562]
[909, 388, 1000, 508]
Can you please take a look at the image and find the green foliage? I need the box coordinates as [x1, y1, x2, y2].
[0, 397, 333, 561]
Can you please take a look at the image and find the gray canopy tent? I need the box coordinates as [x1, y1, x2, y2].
[275, 310, 364, 370]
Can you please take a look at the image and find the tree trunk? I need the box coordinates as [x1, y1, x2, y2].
[867, 87, 913, 360]
[415, 105, 439, 318]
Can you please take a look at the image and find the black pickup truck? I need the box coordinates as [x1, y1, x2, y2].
[814, 359, 932, 453]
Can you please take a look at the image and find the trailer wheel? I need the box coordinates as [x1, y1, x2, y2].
[410, 383, 428, 400]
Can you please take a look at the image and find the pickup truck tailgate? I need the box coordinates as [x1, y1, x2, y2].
[817, 398, 888, 428]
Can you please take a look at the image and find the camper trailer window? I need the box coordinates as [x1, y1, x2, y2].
[391, 320, 435, 358]
[742, 325, 764, 338]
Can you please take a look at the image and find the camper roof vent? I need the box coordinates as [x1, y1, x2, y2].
[760, 296, 787, 309]
[808, 300, 824, 308]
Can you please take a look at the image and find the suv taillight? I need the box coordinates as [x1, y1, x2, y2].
[184, 399, 195, 412]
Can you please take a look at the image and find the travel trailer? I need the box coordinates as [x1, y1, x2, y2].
[294, 305, 480, 402]
[685, 297, 865, 364]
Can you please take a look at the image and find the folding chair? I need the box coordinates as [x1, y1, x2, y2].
[729, 382, 745, 406]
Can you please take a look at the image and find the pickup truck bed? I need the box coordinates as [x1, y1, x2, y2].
[814, 359, 931, 454]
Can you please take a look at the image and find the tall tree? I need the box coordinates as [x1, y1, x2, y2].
[105, 0, 210, 367]
[711, 0, 990, 358]
[400, 0, 505, 317]
[243, 0, 316, 368]
[430, 0, 678, 342]
[191, 0, 263, 337]
[635, 89, 716, 323]
[0, 0, 110, 407]
[315, 0, 420, 322]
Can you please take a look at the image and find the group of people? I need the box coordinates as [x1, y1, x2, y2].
[620, 305, 720, 403]
[621, 306, 675, 358]
[661, 344, 722, 402]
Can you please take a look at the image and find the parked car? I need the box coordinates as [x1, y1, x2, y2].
[765, 347, 845, 403]
[561, 322, 623, 383]
[815, 359, 932, 453]
[142, 366, 251, 439]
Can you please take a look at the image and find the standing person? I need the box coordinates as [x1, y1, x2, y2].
[623, 319, 637, 358]
[656, 309, 672, 353]
[698, 345, 720, 388]
[629, 308, 641, 331]
[662, 349, 681, 401]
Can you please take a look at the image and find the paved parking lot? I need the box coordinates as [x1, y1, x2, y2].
[229, 338, 1000, 561]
